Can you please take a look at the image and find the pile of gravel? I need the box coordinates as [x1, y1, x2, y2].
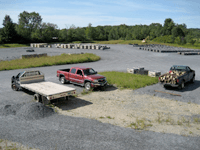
[0, 102, 55, 120]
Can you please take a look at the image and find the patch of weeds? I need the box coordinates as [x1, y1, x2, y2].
[185, 120, 191, 127]
[189, 131, 193, 134]
[188, 101, 191, 104]
[99, 116, 105, 119]
[81, 89, 93, 95]
[196, 127, 200, 130]
[48, 104, 55, 108]
[182, 117, 186, 123]
[106, 116, 114, 119]
[177, 120, 183, 126]
[193, 117, 200, 124]
[129, 118, 153, 130]
[165, 114, 172, 124]
[157, 112, 163, 124]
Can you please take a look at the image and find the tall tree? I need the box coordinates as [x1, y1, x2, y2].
[163, 18, 175, 35]
[17, 11, 42, 40]
[1, 22, 17, 43]
[2, 15, 12, 26]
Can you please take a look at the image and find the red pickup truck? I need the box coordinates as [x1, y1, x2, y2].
[57, 66, 107, 90]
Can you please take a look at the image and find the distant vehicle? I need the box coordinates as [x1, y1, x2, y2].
[159, 65, 195, 89]
[57, 66, 107, 91]
[11, 70, 76, 104]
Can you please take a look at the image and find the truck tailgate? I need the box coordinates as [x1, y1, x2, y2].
[21, 81, 76, 96]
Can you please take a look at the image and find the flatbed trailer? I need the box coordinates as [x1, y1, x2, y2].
[11, 70, 76, 104]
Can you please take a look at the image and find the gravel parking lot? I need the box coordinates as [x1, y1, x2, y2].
[0, 44, 200, 150]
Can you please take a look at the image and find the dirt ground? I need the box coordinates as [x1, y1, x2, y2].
[54, 86, 200, 137]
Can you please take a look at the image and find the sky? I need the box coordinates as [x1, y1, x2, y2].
[0, 0, 200, 29]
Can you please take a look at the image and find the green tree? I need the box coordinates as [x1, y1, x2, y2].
[1, 15, 17, 43]
[172, 26, 185, 37]
[17, 11, 42, 40]
[2, 15, 12, 26]
[186, 34, 196, 45]
[163, 18, 175, 35]
[85, 23, 96, 40]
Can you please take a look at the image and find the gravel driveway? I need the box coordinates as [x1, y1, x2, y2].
[0, 44, 200, 150]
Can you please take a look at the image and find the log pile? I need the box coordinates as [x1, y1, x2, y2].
[159, 71, 186, 84]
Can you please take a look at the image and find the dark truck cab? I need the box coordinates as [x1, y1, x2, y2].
[159, 65, 195, 89]
[57, 66, 107, 90]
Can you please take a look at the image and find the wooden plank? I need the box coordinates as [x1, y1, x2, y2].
[154, 90, 181, 96]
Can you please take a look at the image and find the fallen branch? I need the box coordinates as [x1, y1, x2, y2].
[154, 90, 181, 96]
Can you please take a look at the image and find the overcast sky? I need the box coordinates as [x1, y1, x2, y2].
[0, 0, 199, 29]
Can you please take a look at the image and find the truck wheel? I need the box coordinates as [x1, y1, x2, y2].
[34, 94, 41, 103]
[60, 77, 66, 84]
[178, 81, 185, 90]
[85, 82, 91, 91]
[191, 76, 195, 83]
[11, 84, 19, 91]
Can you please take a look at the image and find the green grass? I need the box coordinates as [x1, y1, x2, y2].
[0, 43, 30, 48]
[0, 53, 100, 71]
[99, 71, 158, 90]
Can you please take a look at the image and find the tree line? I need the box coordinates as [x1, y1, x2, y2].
[0, 11, 200, 45]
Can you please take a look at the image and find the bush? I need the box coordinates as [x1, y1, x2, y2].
[153, 35, 174, 43]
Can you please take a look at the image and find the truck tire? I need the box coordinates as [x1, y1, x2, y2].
[178, 81, 185, 90]
[34, 94, 41, 103]
[85, 82, 91, 91]
[11, 83, 19, 91]
[190, 76, 195, 83]
[60, 77, 66, 84]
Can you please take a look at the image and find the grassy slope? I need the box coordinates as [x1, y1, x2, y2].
[0, 53, 100, 71]
[100, 71, 159, 90]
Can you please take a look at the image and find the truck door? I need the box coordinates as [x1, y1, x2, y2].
[69, 68, 76, 82]
[76, 69, 84, 84]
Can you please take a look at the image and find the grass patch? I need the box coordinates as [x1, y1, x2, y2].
[0, 53, 100, 71]
[128, 118, 153, 130]
[81, 89, 93, 95]
[99, 71, 158, 90]
[0, 43, 29, 48]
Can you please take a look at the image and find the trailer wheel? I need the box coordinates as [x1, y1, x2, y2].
[34, 94, 41, 103]
[60, 77, 66, 84]
[11, 84, 19, 91]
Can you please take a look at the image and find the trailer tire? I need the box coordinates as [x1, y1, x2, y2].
[34, 94, 41, 103]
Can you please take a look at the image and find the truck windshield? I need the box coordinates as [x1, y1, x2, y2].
[16, 71, 25, 78]
[170, 66, 186, 72]
[83, 68, 97, 76]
